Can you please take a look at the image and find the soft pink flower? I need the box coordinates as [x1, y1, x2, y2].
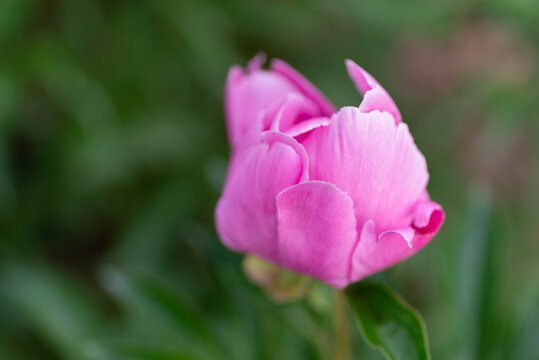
[216, 56, 444, 289]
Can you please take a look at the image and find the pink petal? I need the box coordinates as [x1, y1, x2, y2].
[301, 107, 428, 233]
[413, 200, 445, 235]
[271, 59, 336, 117]
[267, 93, 320, 133]
[285, 117, 330, 138]
[247, 52, 266, 72]
[345, 59, 402, 124]
[224, 65, 247, 143]
[215, 132, 308, 263]
[350, 220, 433, 282]
[276, 181, 358, 289]
[225, 66, 299, 150]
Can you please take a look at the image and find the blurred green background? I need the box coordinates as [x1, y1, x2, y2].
[0, 0, 538, 359]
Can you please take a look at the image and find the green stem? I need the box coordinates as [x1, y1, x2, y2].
[333, 289, 351, 360]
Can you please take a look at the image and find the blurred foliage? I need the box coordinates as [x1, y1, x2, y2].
[0, 0, 538, 359]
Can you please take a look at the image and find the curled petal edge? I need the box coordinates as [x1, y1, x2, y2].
[267, 93, 320, 133]
[413, 200, 445, 236]
[350, 201, 444, 283]
[261, 131, 310, 184]
[215, 131, 310, 261]
[345, 59, 402, 124]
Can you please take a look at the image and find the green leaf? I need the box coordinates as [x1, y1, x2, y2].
[346, 283, 430, 360]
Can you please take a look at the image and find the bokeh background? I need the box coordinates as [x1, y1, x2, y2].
[1, 0, 538, 359]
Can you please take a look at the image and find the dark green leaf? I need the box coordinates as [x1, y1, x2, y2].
[346, 283, 430, 360]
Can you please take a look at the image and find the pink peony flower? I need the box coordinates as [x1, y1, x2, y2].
[215, 55, 445, 289]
